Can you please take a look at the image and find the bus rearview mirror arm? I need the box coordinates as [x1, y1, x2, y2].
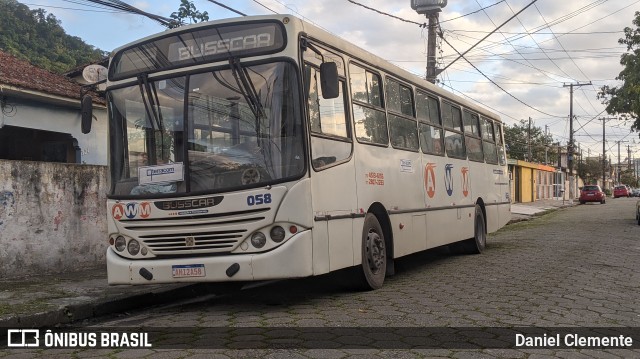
[302, 38, 340, 99]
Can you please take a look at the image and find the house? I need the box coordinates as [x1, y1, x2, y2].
[0, 50, 107, 165]
[0, 51, 109, 278]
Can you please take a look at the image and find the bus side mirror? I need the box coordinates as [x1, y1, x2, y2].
[81, 95, 93, 134]
[320, 62, 339, 99]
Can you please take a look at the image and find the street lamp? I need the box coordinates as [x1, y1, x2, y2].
[411, 0, 447, 83]
[410, 0, 448, 14]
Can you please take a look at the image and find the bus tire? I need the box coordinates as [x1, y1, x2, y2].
[451, 205, 486, 254]
[356, 213, 386, 290]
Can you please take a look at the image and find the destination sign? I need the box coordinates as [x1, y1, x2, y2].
[169, 30, 274, 62]
[110, 22, 285, 80]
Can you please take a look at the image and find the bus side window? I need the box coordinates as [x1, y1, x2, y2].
[306, 64, 352, 170]
[481, 117, 499, 164]
[443, 102, 466, 159]
[387, 78, 418, 151]
[416, 90, 444, 156]
[463, 110, 483, 162]
[494, 122, 507, 165]
[350, 63, 388, 146]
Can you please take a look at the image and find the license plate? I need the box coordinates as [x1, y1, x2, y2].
[172, 264, 205, 278]
[587, 193, 594, 196]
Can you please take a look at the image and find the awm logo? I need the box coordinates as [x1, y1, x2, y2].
[112, 202, 151, 220]
[444, 164, 454, 196]
[461, 167, 470, 197]
[425, 163, 437, 198]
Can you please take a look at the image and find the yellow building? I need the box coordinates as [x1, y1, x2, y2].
[508, 159, 560, 203]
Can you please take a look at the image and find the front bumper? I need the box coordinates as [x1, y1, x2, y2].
[107, 230, 313, 285]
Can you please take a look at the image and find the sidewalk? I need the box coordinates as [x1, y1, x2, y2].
[509, 198, 575, 223]
[0, 199, 574, 328]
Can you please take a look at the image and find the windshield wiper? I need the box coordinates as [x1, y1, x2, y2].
[229, 58, 266, 136]
[137, 73, 163, 132]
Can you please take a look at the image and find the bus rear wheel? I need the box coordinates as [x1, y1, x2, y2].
[355, 213, 386, 290]
[450, 205, 486, 254]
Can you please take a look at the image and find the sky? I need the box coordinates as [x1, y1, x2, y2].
[22, 0, 640, 163]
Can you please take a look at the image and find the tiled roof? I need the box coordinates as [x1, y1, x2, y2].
[0, 50, 103, 103]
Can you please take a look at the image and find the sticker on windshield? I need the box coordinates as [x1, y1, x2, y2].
[138, 163, 184, 185]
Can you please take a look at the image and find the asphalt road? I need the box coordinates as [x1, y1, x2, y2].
[7, 198, 640, 358]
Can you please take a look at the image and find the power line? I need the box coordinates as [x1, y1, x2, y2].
[24, 3, 125, 13]
[447, 30, 623, 35]
[438, 22, 563, 119]
[250, 0, 277, 14]
[439, 0, 506, 24]
[206, 0, 246, 16]
[345, 0, 423, 26]
[439, 0, 539, 74]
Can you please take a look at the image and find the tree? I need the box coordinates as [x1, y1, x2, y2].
[620, 169, 638, 187]
[577, 157, 609, 185]
[503, 119, 555, 164]
[598, 11, 640, 134]
[0, 0, 106, 73]
[169, 0, 209, 28]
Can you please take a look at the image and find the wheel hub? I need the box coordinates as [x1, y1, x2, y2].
[366, 230, 385, 272]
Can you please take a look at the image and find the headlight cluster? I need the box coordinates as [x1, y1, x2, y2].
[110, 235, 149, 257]
[237, 224, 298, 253]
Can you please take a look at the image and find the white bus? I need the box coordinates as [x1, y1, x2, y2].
[82, 14, 510, 289]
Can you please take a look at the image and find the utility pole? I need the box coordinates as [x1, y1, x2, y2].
[599, 117, 615, 191]
[412, 1, 447, 83]
[563, 81, 591, 202]
[426, 11, 439, 83]
[527, 117, 532, 162]
[544, 125, 549, 164]
[616, 140, 629, 184]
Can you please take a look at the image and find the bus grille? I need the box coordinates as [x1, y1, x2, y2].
[118, 208, 270, 256]
[139, 229, 247, 255]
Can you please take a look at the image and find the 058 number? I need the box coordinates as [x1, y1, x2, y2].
[247, 194, 272, 206]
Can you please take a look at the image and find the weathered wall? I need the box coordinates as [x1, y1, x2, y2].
[0, 160, 107, 278]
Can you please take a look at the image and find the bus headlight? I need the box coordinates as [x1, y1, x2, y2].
[251, 232, 267, 248]
[270, 226, 286, 242]
[115, 236, 126, 252]
[127, 239, 140, 255]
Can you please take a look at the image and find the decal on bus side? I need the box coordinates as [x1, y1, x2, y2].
[461, 167, 470, 197]
[425, 163, 436, 198]
[445, 164, 454, 196]
[112, 202, 151, 220]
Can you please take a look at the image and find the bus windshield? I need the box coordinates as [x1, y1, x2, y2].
[107, 61, 304, 197]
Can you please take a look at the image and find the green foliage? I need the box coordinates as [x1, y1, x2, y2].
[503, 119, 555, 164]
[620, 169, 638, 187]
[0, 0, 107, 73]
[577, 157, 609, 185]
[598, 11, 640, 135]
[169, 0, 209, 28]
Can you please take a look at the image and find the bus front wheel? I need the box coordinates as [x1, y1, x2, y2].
[356, 213, 386, 290]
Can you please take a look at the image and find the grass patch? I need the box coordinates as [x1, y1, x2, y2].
[0, 300, 56, 316]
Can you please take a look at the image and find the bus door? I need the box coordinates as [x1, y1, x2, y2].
[303, 43, 357, 274]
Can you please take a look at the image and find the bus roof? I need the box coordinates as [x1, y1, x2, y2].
[110, 14, 501, 123]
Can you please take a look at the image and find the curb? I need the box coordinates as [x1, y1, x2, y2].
[0, 283, 215, 328]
